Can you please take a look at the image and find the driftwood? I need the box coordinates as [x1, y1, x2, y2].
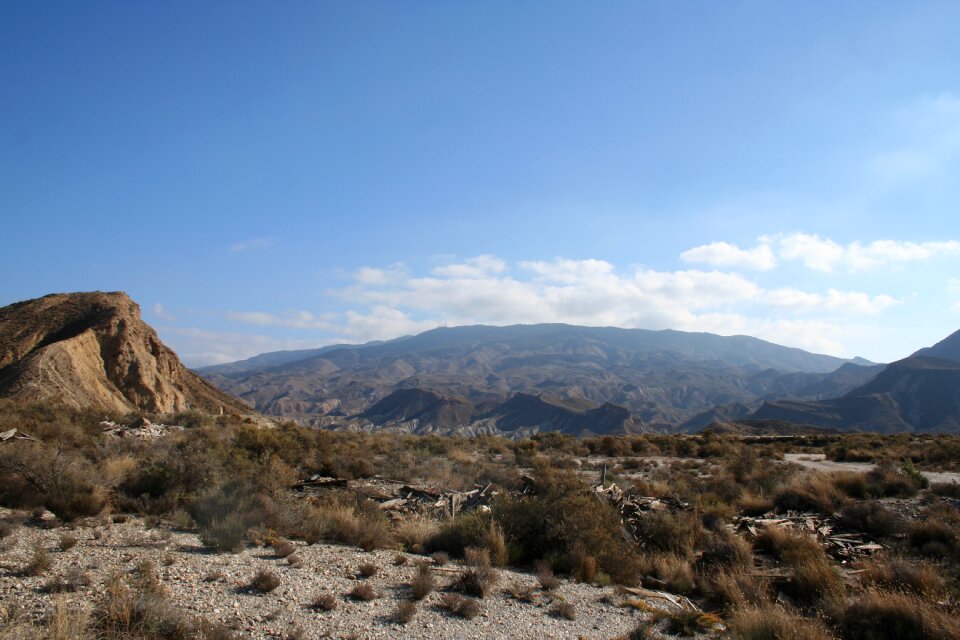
[0, 428, 37, 443]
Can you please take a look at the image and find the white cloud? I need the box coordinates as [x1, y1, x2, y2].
[776, 233, 846, 271]
[680, 241, 777, 270]
[226, 309, 336, 330]
[765, 288, 898, 314]
[151, 303, 176, 321]
[729, 233, 960, 272]
[162, 328, 322, 367]
[432, 255, 507, 278]
[230, 236, 276, 252]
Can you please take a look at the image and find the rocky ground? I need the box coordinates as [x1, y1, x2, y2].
[0, 509, 690, 639]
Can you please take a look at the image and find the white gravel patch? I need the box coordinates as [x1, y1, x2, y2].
[0, 510, 667, 639]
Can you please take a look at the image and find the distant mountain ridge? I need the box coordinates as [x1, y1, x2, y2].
[200, 323, 877, 434]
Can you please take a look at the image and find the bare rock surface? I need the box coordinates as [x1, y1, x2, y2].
[0, 292, 249, 415]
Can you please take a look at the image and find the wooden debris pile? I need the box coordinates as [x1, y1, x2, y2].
[100, 417, 184, 439]
[294, 475, 499, 519]
[0, 427, 37, 443]
[736, 512, 884, 559]
[594, 482, 690, 542]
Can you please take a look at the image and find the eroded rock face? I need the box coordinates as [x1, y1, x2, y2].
[0, 291, 248, 414]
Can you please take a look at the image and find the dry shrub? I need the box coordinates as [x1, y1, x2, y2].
[92, 575, 237, 640]
[859, 556, 947, 598]
[271, 538, 296, 558]
[199, 512, 247, 553]
[42, 566, 92, 593]
[311, 593, 337, 611]
[837, 590, 960, 640]
[666, 610, 722, 636]
[452, 547, 498, 598]
[774, 473, 846, 515]
[755, 526, 820, 560]
[552, 601, 576, 620]
[393, 553, 408, 566]
[357, 562, 378, 578]
[908, 513, 959, 558]
[708, 571, 770, 609]
[930, 482, 960, 498]
[482, 522, 508, 566]
[439, 593, 480, 619]
[395, 515, 440, 552]
[571, 545, 597, 583]
[348, 582, 378, 601]
[411, 562, 436, 600]
[696, 529, 752, 574]
[636, 510, 703, 556]
[250, 569, 281, 594]
[58, 533, 78, 551]
[23, 543, 52, 576]
[132, 559, 163, 595]
[755, 526, 843, 604]
[431, 551, 450, 566]
[315, 499, 395, 551]
[535, 560, 561, 591]
[739, 492, 775, 517]
[394, 600, 417, 624]
[0, 519, 17, 538]
[647, 553, 696, 595]
[838, 501, 904, 537]
[728, 604, 836, 640]
[492, 465, 645, 585]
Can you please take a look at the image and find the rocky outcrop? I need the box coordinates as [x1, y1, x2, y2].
[0, 291, 249, 415]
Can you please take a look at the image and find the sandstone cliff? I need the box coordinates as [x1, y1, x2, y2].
[0, 291, 249, 415]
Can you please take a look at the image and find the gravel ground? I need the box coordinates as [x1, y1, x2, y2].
[0, 509, 681, 639]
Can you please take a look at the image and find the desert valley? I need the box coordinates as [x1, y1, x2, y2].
[2, 292, 960, 639]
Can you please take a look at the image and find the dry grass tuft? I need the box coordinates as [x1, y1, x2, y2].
[250, 569, 281, 594]
[411, 562, 436, 600]
[535, 560, 561, 591]
[439, 593, 480, 619]
[271, 538, 296, 558]
[347, 582, 378, 601]
[728, 604, 836, 640]
[859, 556, 947, 597]
[357, 562, 378, 578]
[311, 593, 338, 611]
[452, 547, 498, 598]
[394, 600, 417, 624]
[57, 533, 78, 551]
[23, 543, 52, 576]
[837, 590, 960, 640]
[552, 601, 576, 620]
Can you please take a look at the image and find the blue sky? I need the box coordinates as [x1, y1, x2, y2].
[3, 1, 960, 366]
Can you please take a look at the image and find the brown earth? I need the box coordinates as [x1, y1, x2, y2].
[0, 292, 249, 415]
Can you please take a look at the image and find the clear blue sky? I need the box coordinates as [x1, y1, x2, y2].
[3, 1, 960, 365]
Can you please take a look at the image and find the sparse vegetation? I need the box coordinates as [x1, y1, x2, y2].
[411, 562, 436, 600]
[347, 582, 378, 601]
[250, 569, 281, 593]
[439, 593, 480, 619]
[311, 592, 338, 611]
[394, 600, 417, 624]
[6, 402, 960, 637]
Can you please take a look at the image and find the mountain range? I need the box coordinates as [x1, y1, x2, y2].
[5, 291, 960, 435]
[199, 323, 881, 435]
